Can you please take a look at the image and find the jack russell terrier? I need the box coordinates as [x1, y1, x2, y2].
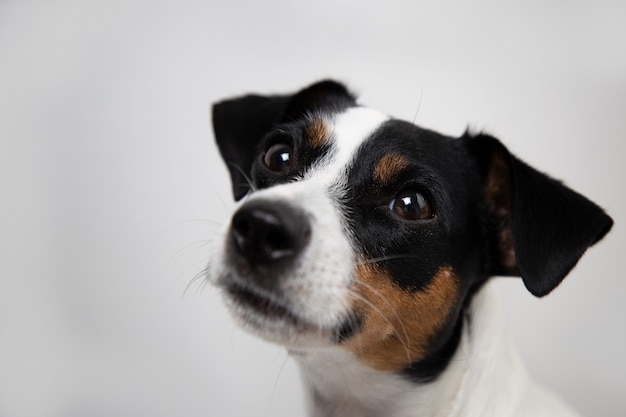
[207, 80, 613, 417]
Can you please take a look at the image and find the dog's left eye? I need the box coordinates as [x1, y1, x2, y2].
[262, 143, 294, 172]
[389, 189, 433, 220]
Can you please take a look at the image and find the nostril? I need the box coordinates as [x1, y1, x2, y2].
[233, 217, 251, 238]
[265, 229, 295, 256]
[266, 230, 284, 249]
[231, 216, 251, 252]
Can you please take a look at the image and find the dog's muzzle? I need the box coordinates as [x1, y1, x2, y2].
[213, 190, 356, 346]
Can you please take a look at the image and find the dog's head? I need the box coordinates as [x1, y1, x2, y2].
[208, 80, 612, 380]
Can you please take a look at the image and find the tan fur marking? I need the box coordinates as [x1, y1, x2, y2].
[305, 118, 331, 148]
[342, 265, 459, 372]
[485, 150, 516, 269]
[373, 153, 410, 185]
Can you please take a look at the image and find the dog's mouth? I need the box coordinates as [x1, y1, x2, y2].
[223, 280, 360, 348]
[224, 282, 309, 329]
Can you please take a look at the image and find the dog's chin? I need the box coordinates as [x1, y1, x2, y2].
[222, 283, 338, 349]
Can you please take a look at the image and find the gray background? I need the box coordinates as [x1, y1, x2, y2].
[1, 1, 624, 416]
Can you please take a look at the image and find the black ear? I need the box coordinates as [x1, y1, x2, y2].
[467, 133, 613, 297]
[212, 80, 356, 200]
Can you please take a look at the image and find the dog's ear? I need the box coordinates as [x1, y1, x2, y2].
[466, 133, 613, 297]
[212, 80, 356, 200]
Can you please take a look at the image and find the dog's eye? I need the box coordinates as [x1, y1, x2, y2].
[389, 189, 433, 220]
[262, 143, 294, 172]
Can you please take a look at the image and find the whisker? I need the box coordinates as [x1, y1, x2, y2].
[227, 161, 256, 194]
[345, 308, 366, 355]
[345, 288, 414, 365]
[412, 88, 424, 124]
[264, 352, 291, 417]
[169, 238, 215, 264]
[172, 218, 223, 227]
[351, 278, 413, 360]
[206, 180, 233, 215]
[296, 358, 317, 409]
[183, 264, 211, 297]
[357, 254, 422, 265]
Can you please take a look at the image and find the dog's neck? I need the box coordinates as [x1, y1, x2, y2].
[293, 336, 468, 417]
[291, 281, 577, 417]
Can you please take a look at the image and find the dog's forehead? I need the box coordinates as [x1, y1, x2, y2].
[328, 106, 391, 169]
[314, 107, 462, 202]
[321, 107, 456, 179]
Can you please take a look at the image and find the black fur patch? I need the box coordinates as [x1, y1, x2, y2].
[344, 120, 486, 292]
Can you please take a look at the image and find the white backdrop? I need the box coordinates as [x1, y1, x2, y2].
[1, 1, 624, 416]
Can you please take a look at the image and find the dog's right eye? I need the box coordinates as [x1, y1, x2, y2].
[262, 143, 294, 172]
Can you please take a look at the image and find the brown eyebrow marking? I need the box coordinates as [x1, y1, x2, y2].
[373, 153, 411, 185]
[305, 118, 331, 148]
[341, 265, 459, 372]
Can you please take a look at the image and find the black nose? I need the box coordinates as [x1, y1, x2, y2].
[230, 200, 311, 267]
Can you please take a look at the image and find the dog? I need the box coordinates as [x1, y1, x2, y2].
[207, 80, 613, 417]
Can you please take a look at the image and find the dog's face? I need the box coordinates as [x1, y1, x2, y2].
[209, 81, 612, 381]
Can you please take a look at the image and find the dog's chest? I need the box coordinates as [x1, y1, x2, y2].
[294, 282, 582, 417]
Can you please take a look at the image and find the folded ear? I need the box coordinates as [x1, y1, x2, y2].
[212, 80, 356, 200]
[466, 133, 613, 297]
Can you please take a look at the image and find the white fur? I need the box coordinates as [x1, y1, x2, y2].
[323, 107, 390, 179]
